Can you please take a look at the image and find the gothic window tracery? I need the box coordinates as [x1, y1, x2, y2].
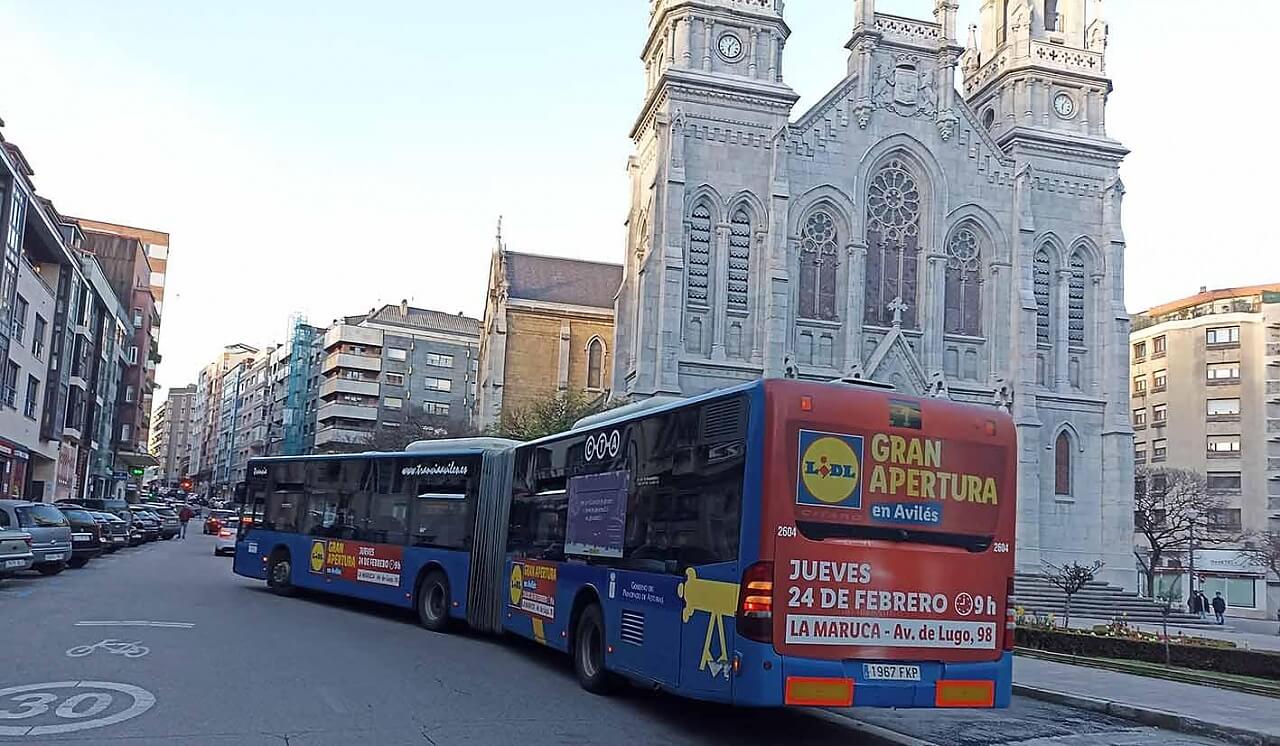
[865, 159, 921, 328]
[686, 203, 712, 308]
[798, 210, 839, 320]
[944, 226, 982, 336]
[1054, 430, 1072, 496]
[1034, 249, 1053, 346]
[1068, 251, 1087, 347]
[586, 337, 604, 391]
[728, 208, 752, 311]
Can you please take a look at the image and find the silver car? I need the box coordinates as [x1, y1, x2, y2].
[0, 529, 34, 577]
[0, 500, 73, 575]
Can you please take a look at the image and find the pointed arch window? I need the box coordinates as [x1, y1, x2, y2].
[1068, 251, 1087, 347]
[727, 208, 752, 311]
[1054, 430, 1072, 496]
[1033, 249, 1053, 345]
[944, 226, 982, 336]
[686, 203, 712, 308]
[586, 337, 604, 391]
[798, 210, 839, 320]
[865, 158, 921, 328]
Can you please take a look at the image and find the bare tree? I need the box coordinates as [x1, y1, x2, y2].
[365, 410, 475, 453]
[1240, 530, 1280, 584]
[1042, 559, 1104, 628]
[489, 390, 626, 442]
[1133, 467, 1235, 598]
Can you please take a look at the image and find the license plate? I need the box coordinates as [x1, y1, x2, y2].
[4, 559, 25, 568]
[72, 533, 92, 541]
[45, 553, 64, 562]
[863, 664, 921, 681]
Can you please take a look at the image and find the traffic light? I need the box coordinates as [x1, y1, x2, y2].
[129, 466, 145, 477]
[180, 478, 193, 491]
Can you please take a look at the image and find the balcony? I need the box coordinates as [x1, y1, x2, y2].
[324, 324, 383, 351]
[322, 352, 381, 374]
[317, 402, 378, 422]
[320, 377, 380, 399]
[315, 426, 373, 447]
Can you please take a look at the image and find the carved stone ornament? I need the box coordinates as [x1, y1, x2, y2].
[928, 370, 951, 399]
[990, 374, 1014, 412]
[872, 56, 938, 119]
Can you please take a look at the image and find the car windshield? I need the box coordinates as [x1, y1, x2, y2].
[17, 504, 70, 528]
[59, 509, 94, 523]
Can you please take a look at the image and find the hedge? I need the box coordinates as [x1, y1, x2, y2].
[1016, 627, 1280, 681]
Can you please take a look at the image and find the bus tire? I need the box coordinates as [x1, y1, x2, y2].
[417, 570, 451, 632]
[573, 603, 618, 695]
[266, 549, 294, 596]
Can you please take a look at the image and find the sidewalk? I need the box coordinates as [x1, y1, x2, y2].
[1014, 655, 1280, 745]
[1065, 614, 1280, 653]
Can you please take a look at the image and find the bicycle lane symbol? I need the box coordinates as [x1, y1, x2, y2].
[0, 681, 156, 737]
[65, 640, 150, 659]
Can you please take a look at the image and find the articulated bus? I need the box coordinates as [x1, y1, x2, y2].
[234, 378, 1016, 709]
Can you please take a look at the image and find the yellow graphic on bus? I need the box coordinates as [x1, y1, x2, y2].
[799, 434, 862, 506]
[509, 563, 524, 606]
[678, 567, 739, 679]
[309, 540, 326, 574]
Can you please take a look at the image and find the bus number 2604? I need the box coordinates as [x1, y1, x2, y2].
[777, 525, 797, 538]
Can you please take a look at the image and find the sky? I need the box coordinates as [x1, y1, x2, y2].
[1, 0, 1275, 403]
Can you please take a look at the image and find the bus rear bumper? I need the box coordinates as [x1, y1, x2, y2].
[733, 643, 1013, 709]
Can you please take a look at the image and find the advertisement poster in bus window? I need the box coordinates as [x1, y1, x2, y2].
[509, 560, 557, 619]
[308, 539, 403, 587]
[565, 470, 628, 558]
[796, 430, 864, 510]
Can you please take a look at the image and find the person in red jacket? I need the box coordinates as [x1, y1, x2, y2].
[178, 505, 194, 539]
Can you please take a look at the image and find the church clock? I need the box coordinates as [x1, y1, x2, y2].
[717, 32, 743, 62]
[1053, 92, 1076, 119]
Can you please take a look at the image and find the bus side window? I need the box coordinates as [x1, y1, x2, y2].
[506, 447, 567, 561]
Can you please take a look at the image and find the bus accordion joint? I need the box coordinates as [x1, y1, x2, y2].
[934, 680, 995, 708]
[784, 677, 854, 707]
[736, 561, 774, 643]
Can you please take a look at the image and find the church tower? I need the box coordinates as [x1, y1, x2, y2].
[614, 0, 798, 397]
[962, 0, 1134, 584]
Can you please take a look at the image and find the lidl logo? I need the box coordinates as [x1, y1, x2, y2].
[309, 540, 326, 574]
[796, 430, 864, 510]
[509, 563, 524, 607]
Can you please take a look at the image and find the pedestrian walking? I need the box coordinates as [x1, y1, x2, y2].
[1187, 593, 1199, 616]
[1198, 591, 1211, 620]
[1211, 591, 1227, 625]
[178, 505, 194, 539]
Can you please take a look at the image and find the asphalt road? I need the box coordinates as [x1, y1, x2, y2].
[0, 535, 1231, 745]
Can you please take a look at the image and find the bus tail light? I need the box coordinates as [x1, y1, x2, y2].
[934, 680, 995, 708]
[737, 561, 774, 643]
[1004, 576, 1017, 652]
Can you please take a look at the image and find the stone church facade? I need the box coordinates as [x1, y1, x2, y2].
[612, 0, 1136, 586]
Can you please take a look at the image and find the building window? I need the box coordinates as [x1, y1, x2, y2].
[865, 159, 921, 328]
[32, 314, 46, 360]
[132, 308, 143, 328]
[585, 337, 605, 391]
[387, 348, 408, 362]
[127, 346, 139, 365]
[1067, 251, 1087, 346]
[1206, 326, 1239, 346]
[1200, 575, 1255, 609]
[1206, 508, 1243, 533]
[2, 361, 18, 408]
[1206, 362, 1240, 384]
[11, 295, 26, 343]
[1206, 398, 1240, 418]
[1132, 341, 1146, 360]
[1152, 438, 1167, 462]
[1206, 435, 1240, 455]
[686, 202, 712, 307]
[800, 210, 840, 320]
[423, 401, 450, 416]
[1034, 250, 1053, 345]
[944, 226, 982, 336]
[121, 423, 132, 443]
[425, 352, 453, 368]
[425, 377, 452, 393]
[1152, 370, 1167, 392]
[1132, 408, 1146, 428]
[1054, 431, 1071, 496]
[1134, 441, 1146, 463]
[23, 375, 38, 419]
[1152, 403, 1167, 424]
[124, 385, 136, 403]
[384, 397, 402, 410]
[1206, 472, 1242, 492]
[727, 208, 752, 311]
[385, 372, 405, 386]
[1152, 335, 1166, 357]
[1132, 376, 1146, 395]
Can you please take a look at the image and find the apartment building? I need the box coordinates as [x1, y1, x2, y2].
[316, 302, 480, 448]
[152, 384, 195, 488]
[229, 353, 272, 490]
[1130, 284, 1280, 618]
[78, 253, 132, 500]
[187, 343, 257, 495]
[266, 321, 322, 456]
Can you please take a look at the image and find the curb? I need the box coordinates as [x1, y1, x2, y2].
[1013, 684, 1280, 746]
[811, 709, 939, 746]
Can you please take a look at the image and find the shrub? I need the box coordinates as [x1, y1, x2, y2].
[1016, 627, 1278, 680]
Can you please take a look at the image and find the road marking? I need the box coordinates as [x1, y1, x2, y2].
[66, 640, 150, 659]
[0, 681, 155, 736]
[75, 621, 195, 629]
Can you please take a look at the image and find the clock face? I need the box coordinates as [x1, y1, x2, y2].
[1053, 92, 1076, 119]
[718, 33, 743, 62]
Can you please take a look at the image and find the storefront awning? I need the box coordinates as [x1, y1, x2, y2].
[115, 451, 160, 469]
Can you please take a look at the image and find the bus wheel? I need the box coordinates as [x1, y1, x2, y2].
[417, 570, 451, 632]
[266, 550, 294, 596]
[573, 603, 618, 695]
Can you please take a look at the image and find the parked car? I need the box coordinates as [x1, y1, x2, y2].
[0, 500, 73, 575]
[204, 509, 237, 535]
[90, 512, 129, 552]
[132, 510, 161, 542]
[0, 529, 34, 578]
[140, 504, 180, 539]
[214, 524, 237, 556]
[52, 504, 106, 568]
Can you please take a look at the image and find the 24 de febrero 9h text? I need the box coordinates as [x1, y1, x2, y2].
[783, 560, 999, 649]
